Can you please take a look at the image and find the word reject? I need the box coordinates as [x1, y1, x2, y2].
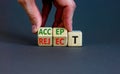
[38, 27, 82, 46]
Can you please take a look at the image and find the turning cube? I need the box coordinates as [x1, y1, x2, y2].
[38, 27, 52, 46]
[68, 31, 82, 46]
[53, 28, 67, 46]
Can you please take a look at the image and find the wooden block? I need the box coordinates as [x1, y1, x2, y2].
[38, 27, 52, 46]
[53, 28, 67, 46]
[68, 31, 82, 46]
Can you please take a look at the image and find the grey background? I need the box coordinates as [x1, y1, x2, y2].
[0, 0, 120, 74]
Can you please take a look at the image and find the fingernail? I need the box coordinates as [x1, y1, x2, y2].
[32, 25, 37, 33]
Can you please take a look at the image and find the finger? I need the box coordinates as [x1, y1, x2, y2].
[18, 0, 42, 33]
[57, 23, 64, 28]
[52, 8, 63, 27]
[42, 0, 52, 27]
[62, 1, 76, 32]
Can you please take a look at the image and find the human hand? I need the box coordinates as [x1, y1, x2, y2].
[18, 0, 76, 33]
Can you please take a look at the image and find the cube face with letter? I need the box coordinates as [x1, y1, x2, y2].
[68, 31, 82, 46]
[38, 27, 52, 46]
[53, 28, 67, 46]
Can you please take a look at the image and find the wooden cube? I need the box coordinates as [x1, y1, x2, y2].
[68, 31, 82, 46]
[53, 28, 67, 46]
[38, 27, 52, 46]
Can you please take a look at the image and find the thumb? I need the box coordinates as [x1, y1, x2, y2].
[18, 0, 42, 33]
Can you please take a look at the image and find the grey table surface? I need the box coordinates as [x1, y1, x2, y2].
[0, 38, 120, 74]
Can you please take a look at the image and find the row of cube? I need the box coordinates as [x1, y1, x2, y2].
[38, 27, 82, 46]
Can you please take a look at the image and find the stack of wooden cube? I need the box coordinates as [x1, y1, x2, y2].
[38, 27, 82, 47]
